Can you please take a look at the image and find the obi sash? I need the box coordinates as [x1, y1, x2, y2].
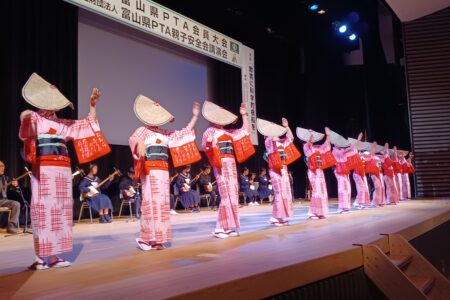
[365, 159, 381, 176]
[393, 161, 403, 174]
[335, 162, 350, 175]
[36, 134, 71, 167]
[141, 144, 169, 172]
[382, 157, 395, 178]
[37, 134, 68, 157]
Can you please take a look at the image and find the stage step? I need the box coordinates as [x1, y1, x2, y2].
[388, 254, 413, 270]
[409, 275, 435, 295]
[362, 234, 450, 300]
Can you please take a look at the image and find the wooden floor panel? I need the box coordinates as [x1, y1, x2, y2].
[0, 199, 449, 300]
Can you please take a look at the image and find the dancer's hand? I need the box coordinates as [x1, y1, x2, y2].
[137, 140, 146, 158]
[357, 132, 363, 141]
[325, 127, 331, 136]
[240, 103, 247, 115]
[90, 88, 101, 107]
[192, 101, 201, 117]
[282, 117, 289, 127]
[20, 110, 33, 122]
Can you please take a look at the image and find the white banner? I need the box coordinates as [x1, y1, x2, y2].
[66, 0, 242, 67]
[66, 0, 258, 144]
[241, 46, 258, 144]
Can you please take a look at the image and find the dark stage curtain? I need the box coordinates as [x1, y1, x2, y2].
[0, 0, 78, 178]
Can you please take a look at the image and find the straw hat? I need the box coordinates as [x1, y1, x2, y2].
[296, 127, 324, 143]
[134, 95, 174, 126]
[375, 144, 385, 154]
[398, 150, 409, 157]
[202, 101, 238, 126]
[329, 129, 350, 148]
[22, 73, 73, 110]
[348, 138, 370, 151]
[256, 118, 287, 137]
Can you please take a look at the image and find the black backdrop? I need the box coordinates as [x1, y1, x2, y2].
[0, 0, 410, 211]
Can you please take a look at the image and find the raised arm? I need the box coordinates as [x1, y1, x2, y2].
[324, 127, 331, 144]
[370, 142, 377, 157]
[89, 88, 101, 117]
[357, 132, 363, 141]
[240, 102, 250, 132]
[282, 118, 294, 140]
[384, 142, 389, 156]
[185, 101, 201, 130]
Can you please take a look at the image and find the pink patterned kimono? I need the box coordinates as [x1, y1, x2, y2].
[303, 140, 331, 217]
[202, 126, 250, 230]
[265, 136, 294, 219]
[352, 152, 370, 207]
[381, 155, 399, 205]
[19, 111, 109, 257]
[392, 159, 403, 201]
[129, 127, 196, 244]
[370, 155, 386, 206]
[400, 157, 413, 199]
[332, 147, 351, 211]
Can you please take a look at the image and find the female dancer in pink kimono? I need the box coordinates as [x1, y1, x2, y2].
[303, 127, 334, 219]
[400, 153, 415, 199]
[19, 73, 110, 269]
[202, 101, 254, 239]
[365, 143, 385, 207]
[129, 95, 201, 251]
[381, 143, 399, 205]
[261, 118, 300, 226]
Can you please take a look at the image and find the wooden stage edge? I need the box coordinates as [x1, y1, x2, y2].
[0, 199, 449, 300]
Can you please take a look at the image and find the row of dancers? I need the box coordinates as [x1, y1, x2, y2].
[14, 73, 414, 270]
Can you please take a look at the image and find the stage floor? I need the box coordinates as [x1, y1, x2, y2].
[0, 199, 449, 299]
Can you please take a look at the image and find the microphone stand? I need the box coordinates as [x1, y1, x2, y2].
[16, 186, 32, 235]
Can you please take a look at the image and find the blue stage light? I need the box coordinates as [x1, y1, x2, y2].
[338, 25, 348, 33]
[308, 4, 319, 11]
[349, 33, 357, 40]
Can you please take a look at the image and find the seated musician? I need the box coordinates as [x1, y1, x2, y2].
[0, 160, 21, 234]
[198, 164, 220, 211]
[119, 167, 141, 218]
[78, 163, 114, 223]
[175, 164, 201, 213]
[169, 173, 179, 215]
[239, 167, 259, 206]
[257, 168, 273, 203]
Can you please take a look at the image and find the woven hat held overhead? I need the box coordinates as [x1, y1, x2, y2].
[329, 129, 351, 148]
[22, 73, 73, 110]
[348, 138, 370, 151]
[296, 127, 324, 143]
[256, 118, 287, 137]
[202, 100, 238, 126]
[398, 150, 409, 157]
[134, 95, 174, 126]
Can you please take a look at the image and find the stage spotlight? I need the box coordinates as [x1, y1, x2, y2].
[349, 33, 357, 41]
[338, 25, 348, 33]
[318, 9, 326, 15]
[308, 4, 319, 11]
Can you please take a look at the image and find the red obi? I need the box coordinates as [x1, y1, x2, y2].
[346, 153, 363, 171]
[205, 146, 223, 168]
[335, 162, 350, 175]
[393, 161, 403, 174]
[307, 152, 322, 170]
[233, 135, 255, 163]
[383, 167, 394, 178]
[268, 151, 284, 171]
[402, 163, 415, 174]
[354, 163, 366, 177]
[365, 160, 381, 176]
[37, 155, 71, 167]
